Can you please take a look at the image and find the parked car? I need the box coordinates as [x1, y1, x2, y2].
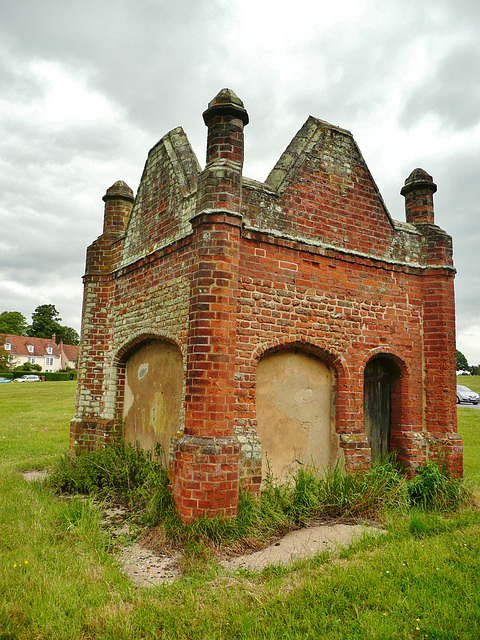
[457, 384, 479, 405]
[0, 376, 11, 383]
[13, 375, 41, 383]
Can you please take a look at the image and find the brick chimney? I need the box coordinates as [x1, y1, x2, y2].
[401, 168, 437, 225]
[196, 88, 249, 214]
[173, 90, 248, 522]
[102, 180, 134, 236]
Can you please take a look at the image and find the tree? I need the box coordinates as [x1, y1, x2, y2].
[0, 311, 27, 335]
[26, 304, 80, 345]
[0, 348, 11, 371]
[27, 304, 62, 340]
[13, 362, 42, 372]
[0, 336, 12, 371]
[57, 325, 80, 346]
[456, 350, 469, 372]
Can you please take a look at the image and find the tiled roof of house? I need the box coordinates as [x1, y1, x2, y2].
[61, 343, 79, 362]
[1, 334, 61, 356]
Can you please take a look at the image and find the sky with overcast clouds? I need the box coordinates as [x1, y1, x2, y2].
[1, 0, 479, 363]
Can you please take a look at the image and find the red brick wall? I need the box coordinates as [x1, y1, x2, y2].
[234, 234, 425, 472]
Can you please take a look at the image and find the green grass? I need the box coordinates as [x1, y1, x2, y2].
[457, 375, 480, 486]
[1, 381, 480, 639]
[48, 447, 470, 550]
[0, 380, 75, 469]
[457, 374, 480, 395]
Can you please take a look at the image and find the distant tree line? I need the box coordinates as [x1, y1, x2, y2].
[456, 350, 480, 375]
[0, 305, 80, 345]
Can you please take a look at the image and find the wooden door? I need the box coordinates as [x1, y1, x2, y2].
[364, 358, 391, 463]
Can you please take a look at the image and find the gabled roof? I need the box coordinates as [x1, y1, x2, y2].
[1, 334, 61, 357]
[265, 116, 394, 229]
[62, 343, 79, 362]
[120, 126, 201, 267]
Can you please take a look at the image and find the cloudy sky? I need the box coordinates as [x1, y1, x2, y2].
[1, 0, 479, 364]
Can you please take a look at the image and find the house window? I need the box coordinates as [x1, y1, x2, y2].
[28, 345, 34, 353]
[8, 355, 14, 362]
[4, 342, 11, 350]
[47, 347, 53, 355]
[45, 357, 54, 366]
[27, 356, 36, 364]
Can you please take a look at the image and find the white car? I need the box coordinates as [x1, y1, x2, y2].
[13, 375, 41, 383]
[457, 385, 479, 405]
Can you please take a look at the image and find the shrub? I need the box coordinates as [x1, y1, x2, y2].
[43, 372, 72, 381]
[0, 371, 77, 381]
[13, 362, 42, 372]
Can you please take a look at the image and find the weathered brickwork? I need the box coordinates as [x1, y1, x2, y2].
[71, 88, 462, 521]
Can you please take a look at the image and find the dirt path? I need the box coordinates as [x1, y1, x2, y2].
[119, 522, 384, 587]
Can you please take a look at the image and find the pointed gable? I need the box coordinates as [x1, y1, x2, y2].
[245, 117, 396, 257]
[121, 126, 201, 265]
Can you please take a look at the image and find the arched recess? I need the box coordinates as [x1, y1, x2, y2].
[256, 348, 341, 481]
[363, 354, 404, 463]
[120, 339, 183, 458]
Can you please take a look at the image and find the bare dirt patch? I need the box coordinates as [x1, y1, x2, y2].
[21, 470, 48, 482]
[120, 544, 182, 586]
[118, 521, 384, 587]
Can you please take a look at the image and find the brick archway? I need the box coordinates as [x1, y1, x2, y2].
[252, 338, 349, 434]
[362, 351, 408, 465]
[114, 336, 184, 460]
[255, 344, 345, 480]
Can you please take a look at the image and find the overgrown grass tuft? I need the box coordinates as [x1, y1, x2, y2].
[48, 442, 173, 516]
[288, 460, 408, 522]
[407, 460, 472, 510]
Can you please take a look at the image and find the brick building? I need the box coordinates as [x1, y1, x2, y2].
[71, 89, 462, 521]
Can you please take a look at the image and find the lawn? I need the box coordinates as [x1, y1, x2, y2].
[0, 380, 74, 469]
[457, 374, 480, 395]
[0, 380, 479, 639]
[457, 375, 480, 485]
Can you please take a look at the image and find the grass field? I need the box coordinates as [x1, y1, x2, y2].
[457, 375, 480, 485]
[1, 380, 480, 639]
[0, 380, 74, 469]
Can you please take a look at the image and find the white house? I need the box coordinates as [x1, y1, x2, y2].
[1, 335, 78, 372]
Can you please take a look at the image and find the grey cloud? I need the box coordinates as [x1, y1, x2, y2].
[0, 0, 229, 137]
[400, 43, 480, 131]
[0, 54, 44, 103]
[434, 0, 480, 28]
[0, 275, 83, 329]
[425, 149, 480, 351]
[1, 0, 480, 357]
